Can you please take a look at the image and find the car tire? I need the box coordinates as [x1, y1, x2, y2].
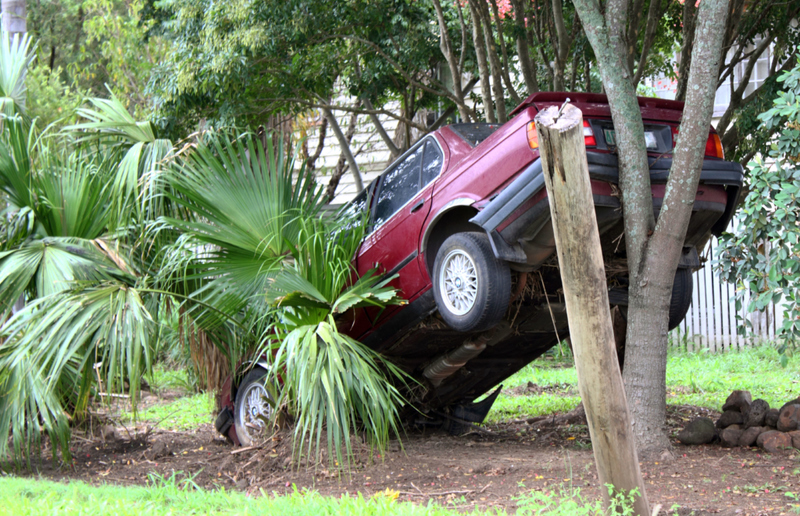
[432, 232, 511, 332]
[668, 268, 693, 331]
[234, 368, 275, 447]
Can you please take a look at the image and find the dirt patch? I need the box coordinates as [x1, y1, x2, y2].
[6, 404, 799, 515]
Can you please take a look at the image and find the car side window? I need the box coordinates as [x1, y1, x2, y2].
[339, 185, 371, 233]
[372, 144, 424, 228]
[421, 140, 443, 186]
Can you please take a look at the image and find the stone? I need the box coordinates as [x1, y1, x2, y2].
[738, 426, 767, 447]
[722, 390, 752, 413]
[779, 397, 800, 413]
[765, 408, 780, 428]
[757, 430, 793, 453]
[777, 404, 800, 432]
[744, 399, 770, 429]
[677, 417, 716, 445]
[716, 410, 744, 429]
[720, 426, 743, 447]
[789, 430, 800, 449]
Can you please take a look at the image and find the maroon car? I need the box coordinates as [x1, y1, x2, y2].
[218, 92, 743, 443]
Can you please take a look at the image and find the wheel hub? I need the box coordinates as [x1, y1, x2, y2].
[440, 249, 478, 316]
[238, 381, 272, 442]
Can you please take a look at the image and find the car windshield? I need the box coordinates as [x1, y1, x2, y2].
[448, 123, 501, 148]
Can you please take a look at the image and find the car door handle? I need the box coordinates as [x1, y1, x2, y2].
[410, 199, 425, 213]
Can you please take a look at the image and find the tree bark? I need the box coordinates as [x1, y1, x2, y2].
[325, 107, 361, 202]
[632, 0, 668, 87]
[489, 0, 521, 105]
[510, 0, 539, 94]
[574, 0, 730, 456]
[363, 97, 400, 158]
[536, 104, 650, 515]
[623, 0, 729, 458]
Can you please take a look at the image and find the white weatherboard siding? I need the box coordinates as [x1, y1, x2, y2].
[670, 236, 787, 351]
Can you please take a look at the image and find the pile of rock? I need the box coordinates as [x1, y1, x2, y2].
[677, 390, 800, 453]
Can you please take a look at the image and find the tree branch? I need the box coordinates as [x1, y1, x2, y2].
[321, 105, 363, 193]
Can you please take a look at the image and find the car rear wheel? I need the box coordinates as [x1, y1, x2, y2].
[668, 268, 693, 331]
[432, 232, 511, 332]
[234, 368, 274, 447]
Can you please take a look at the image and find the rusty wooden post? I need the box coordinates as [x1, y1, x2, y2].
[535, 103, 650, 515]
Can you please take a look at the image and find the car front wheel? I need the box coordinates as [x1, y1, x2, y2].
[432, 232, 511, 332]
[234, 368, 275, 447]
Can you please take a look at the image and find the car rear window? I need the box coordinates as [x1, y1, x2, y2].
[448, 123, 501, 147]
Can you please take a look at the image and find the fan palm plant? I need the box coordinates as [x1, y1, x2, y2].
[264, 215, 408, 468]
[0, 90, 169, 464]
[162, 133, 409, 467]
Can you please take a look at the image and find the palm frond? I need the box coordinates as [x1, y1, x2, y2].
[34, 151, 114, 238]
[259, 209, 407, 469]
[0, 31, 35, 117]
[160, 131, 323, 320]
[0, 285, 156, 425]
[0, 206, 35, 251]
[63, 90, 175, 230]
[0, 116, 35, 209]
[65, 89, 156, 143]
[271, 319, 407, 469]
[0, 238, 130, 315]
[0, 358, 72, 467]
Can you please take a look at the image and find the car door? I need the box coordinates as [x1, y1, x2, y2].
[355, 137, 444, 333]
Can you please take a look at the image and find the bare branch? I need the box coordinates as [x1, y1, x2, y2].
[323, 103, 363, 193]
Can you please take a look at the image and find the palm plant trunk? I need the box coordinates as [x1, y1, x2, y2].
[179, 307, 230, 393]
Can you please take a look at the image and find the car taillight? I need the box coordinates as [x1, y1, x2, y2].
[527, 121, 538, 149]
[583, 120, 596, 147]
[705, 133, 724, 159]
[671, 126, 725, 159]
[528, 120, 596, 149]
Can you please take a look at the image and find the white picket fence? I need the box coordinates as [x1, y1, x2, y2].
[670, 239, 787, 351]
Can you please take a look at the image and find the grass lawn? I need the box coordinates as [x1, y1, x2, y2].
[8, 345, 795, 515]
[488, 345, 800, 422]
[0, 475, 487, 516]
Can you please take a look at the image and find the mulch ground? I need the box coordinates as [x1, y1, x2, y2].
[6, 402, 800, 515]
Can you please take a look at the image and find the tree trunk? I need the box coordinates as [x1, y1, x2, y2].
[675, 0, 698, 102]
[510, 0, 539, 94]
[1, 0, 26, 36]
[325, 107, 361, 202]
[623, 0, 730, 456]
[467, 0, 495, 123]
[431, 0, 471, 121]
[477, 0, 507, 122]
[574, 0, 730, 456]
